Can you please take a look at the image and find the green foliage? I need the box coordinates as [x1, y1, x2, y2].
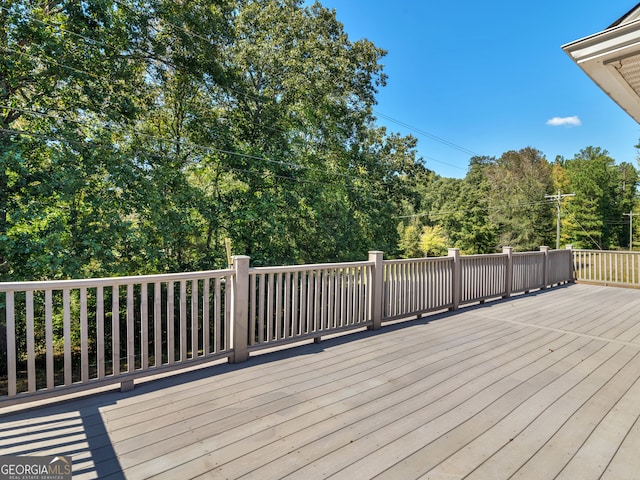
[0, 0, 423, 281]
[1, 1, 638, 285]
[486, 148, 555, 251]
[397, 222, 448, 258]
[558, 147, 638, 250]
[398, 145, 637, 256]
[419, 225, 448, 257]
[424, 157, 500, 254]
[397, 222, 422, 258]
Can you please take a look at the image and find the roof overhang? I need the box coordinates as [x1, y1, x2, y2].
[563, 11, 640, 123]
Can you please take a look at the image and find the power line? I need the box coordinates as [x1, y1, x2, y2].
[561, 208, 603, 251]
[0, 126, 383, 195]
[420, 155, 468, 172]
[0, 103, 365, 182]
[3, 3, 487, 183]
[6, 4, 482, 175]
[0, 44, 437, 184]
[374, 111, 481, 159]
[112, 0, 223, 47]
[623, 212, 637, 251]
[0, 4, 157, 60]
[396, 198, 556, 219]
[1, 45, 104, 81]
[545, 190, 576, 249]
[1, 44, 298, 142]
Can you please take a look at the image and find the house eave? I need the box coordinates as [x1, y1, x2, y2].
[562, 18, 640, 123]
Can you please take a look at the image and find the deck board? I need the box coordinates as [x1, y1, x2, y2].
[2, 283, 640, 479]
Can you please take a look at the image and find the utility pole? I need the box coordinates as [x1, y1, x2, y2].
[545, 190, 576, 249]
[623, 212, 637, 251]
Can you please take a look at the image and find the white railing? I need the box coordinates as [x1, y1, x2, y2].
[512, 251, 545, 293]
[247, 261, 373, 350]
[460, 254, 508, 304]
[0, 269, 233, 404]
[383, 257, 453, 320]
[572, 249, 640, 287]
[549, 249, 573, 285]
[1, 247, 573, 405]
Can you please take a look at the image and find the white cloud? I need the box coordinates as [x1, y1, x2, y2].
[546, 116, 582, 127]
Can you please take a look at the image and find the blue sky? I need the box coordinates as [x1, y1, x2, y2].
[314, 1, 640, 178]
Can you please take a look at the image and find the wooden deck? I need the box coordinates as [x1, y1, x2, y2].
[3, 283, 640, 479]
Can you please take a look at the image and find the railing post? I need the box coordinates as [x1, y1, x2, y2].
[503, 246, 513, 299]
[368, 251, 384, 330]
[231, 255, 250, 364]
[6, 291, 16, 397]
[540, 246, 550, 288]
[566, 244, 575, 283]
[448, 248, 460, 310]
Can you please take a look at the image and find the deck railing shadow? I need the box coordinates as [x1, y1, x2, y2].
[1, 399, 124, 478]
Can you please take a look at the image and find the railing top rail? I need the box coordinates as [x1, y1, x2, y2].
[0, 268, 234, 292]
[383, 256, 453, 265]
[513, 251, 545, 257]
[573, 249, 640, 254]
[460, 253, 508, 260]
[250, 260, 374, 275]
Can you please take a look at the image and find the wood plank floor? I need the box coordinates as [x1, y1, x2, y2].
[2, 283, 640, 479]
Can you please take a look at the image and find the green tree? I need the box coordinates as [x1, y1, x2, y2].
[563, 147, 619, 249]
[614, 162, 638, 248]
[212, 0, 398, 264]
[486, 147, 554, 250]
[435, 157, 498, 254]
[1, 0, 432, 281]
[1, 0, 147, 280]
[397, 221, 423, 258]
[419, 225, 448, 257]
